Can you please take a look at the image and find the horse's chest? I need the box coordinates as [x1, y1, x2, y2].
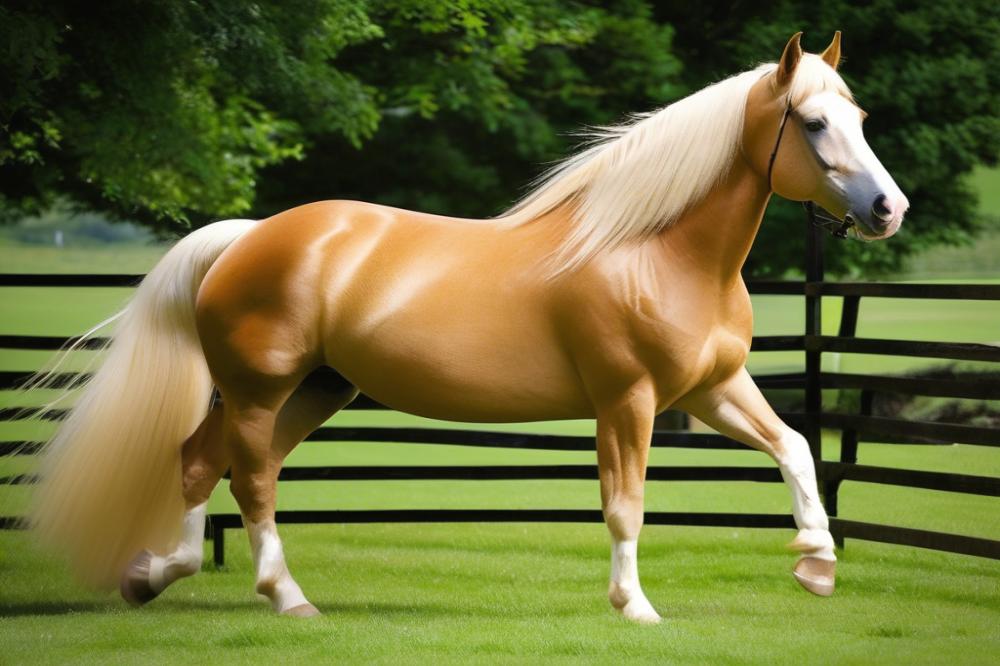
[631, 289, 752, 400]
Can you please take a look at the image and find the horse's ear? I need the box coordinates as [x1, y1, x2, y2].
[776, 32, 803, 87]
[821, 31, 842, 70]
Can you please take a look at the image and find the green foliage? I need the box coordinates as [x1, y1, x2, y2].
[0, 1, 680, 231]
[256, 0, 682, 216]
[2, 1, 998, 275]
[0, 1, 378, 227]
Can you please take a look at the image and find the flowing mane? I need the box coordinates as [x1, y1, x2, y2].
[500, 57, 852, 274]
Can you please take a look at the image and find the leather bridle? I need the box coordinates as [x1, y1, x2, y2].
[766, 97, 794, 193]
[766, 95, 855, 239]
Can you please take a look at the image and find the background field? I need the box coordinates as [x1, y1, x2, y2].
[1, 191, 998, 663]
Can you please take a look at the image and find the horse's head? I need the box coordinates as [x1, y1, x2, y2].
[746, 32, 908, 240]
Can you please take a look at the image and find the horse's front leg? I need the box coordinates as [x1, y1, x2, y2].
[684, 368, 836, 596]
[595, 383, 661, 624]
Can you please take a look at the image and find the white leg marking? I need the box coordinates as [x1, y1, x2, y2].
[776, 429, 836, 562]
[246, 518, 309, 613]
[148, 502, 207, 594]
[609, 539, 661, 624]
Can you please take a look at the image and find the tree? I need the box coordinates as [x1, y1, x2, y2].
[256, 0, 682, 218]
[3, 1, 998, 276]
[0, 0, 679, 232]
[0, 1, 382, 228]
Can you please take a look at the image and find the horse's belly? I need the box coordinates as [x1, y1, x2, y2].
[323, 284, 592, 422]
[326, 330, 591, 421]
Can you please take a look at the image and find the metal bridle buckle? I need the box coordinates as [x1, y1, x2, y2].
[806, 201, 854, 239]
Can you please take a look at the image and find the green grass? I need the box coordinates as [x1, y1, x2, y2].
[905, 230, 1000, 280]
[969, 166, 1000, 216]
[1, 523, 998, 665]
[0, 242, 168, 274]
[1, 244, 999, 663]
[900, 165, 1000, 280]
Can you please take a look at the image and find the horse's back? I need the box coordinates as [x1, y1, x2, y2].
[197, 200, 593, 420]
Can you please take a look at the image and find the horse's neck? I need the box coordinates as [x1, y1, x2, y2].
[652, 158, 771, 284]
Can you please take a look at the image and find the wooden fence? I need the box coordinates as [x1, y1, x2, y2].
[1, 222, 998, 565]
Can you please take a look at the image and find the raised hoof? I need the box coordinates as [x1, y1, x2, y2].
[120, 550, 160, 607]
[282, 603, 321, 618]
[793, 556, 836, 597]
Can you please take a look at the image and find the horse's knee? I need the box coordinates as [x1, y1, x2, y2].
[604, 493, 644, 540]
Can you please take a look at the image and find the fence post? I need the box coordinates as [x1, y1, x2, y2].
[804, 207, 824, 476]
[208, 517, 225, 568]
[826, 294, 861, 547]
[831, 388, 870, 547]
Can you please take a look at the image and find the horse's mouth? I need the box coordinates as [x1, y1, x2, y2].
[850, 213, 899, 241]
[845, 213, 871, 240]
[843, 212, 883, 241]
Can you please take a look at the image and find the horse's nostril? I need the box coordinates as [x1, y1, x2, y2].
[872, 194, 893, 222]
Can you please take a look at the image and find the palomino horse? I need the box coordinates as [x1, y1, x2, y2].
[31, 32, 907, 623]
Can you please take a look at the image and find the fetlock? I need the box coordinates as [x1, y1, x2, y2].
[120, 550, 160, 607]
[608, 580, 639, 609]
[170, 545, 203, 579]
[788, 528, 836, 561]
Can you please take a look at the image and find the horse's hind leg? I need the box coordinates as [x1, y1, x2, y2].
[121, 369, 357, 608]
[121, 405, 227, 606]
[683, 368, 836, 596]
[225, 368, 357, 616]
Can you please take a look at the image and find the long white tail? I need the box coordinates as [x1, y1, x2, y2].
[29, 219, 255, 588]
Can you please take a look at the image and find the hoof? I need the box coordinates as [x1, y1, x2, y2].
[618, 598, 662, 625]
[282, 603, 321, 618]
[120, 550, 160, 607]
[793, 556, 836, 597]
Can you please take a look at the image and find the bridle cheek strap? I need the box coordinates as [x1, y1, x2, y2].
[766, 97, 793, 192]
[767, 96, 854, 239]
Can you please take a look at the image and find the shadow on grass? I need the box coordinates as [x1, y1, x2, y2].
[0, 598, 273, 617]
[0, 595, 590, 620]
[172, 597, 594, 621]
[0, 600, 115, 616]
[159, 598, 537, 620]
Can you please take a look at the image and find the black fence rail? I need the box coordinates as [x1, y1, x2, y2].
[1, 221, 998, 565]
[799, 223, 1000, 559]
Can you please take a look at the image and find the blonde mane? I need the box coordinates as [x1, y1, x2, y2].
[500, 55, 853, 274]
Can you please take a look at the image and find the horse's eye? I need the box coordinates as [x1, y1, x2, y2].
[805, 119, 826, 133]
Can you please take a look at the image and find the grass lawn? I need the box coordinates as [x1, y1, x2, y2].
[1, 522, 998, 664]
[1, 242, 999, 663]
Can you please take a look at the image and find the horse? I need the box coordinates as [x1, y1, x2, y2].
[29, 32, 907, 624]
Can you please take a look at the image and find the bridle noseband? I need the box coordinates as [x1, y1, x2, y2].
[766, 95, 855, 239]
